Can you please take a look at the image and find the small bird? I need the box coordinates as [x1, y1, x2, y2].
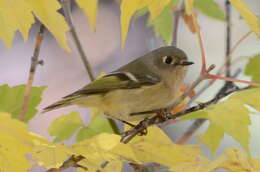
[43, 46, 193, 122]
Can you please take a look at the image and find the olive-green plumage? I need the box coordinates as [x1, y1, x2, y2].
[43, 46, 193, 121]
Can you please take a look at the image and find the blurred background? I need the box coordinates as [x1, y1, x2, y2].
[0, 0, 260, 171]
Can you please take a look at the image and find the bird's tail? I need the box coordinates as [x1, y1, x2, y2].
[42, 98, 73, 113]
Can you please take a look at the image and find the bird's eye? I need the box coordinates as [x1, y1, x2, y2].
[163, 56, 174, 65]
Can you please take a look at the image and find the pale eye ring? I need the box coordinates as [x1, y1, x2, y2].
[163, 56, 174, 65]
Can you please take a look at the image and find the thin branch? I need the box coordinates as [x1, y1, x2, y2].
[206, 74, 260, 86]
[168, 65, 215, 111]
[225, 0, 231, 77]
[188, 30, 253, 103]
[19, 24, 45, 121]
[47, 155, 86, 172]
[47, 2, 120, 171]
[176, 69, 241, 144]
[121, 86, 249, 143]
[229, 31, 252, 59]
[175, 3, 253, 144]
[61, 0, 95, 81]
[176, 1, 233, 142]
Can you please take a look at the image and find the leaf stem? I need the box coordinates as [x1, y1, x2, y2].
[19, 24, 45, 121]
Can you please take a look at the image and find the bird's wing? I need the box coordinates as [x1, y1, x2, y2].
[63, 72, 161, 98]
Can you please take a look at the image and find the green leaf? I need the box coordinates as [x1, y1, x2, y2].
[245, 54, 260, 83]
[194, 0, 225, 21]
[48, 112, 84, 142]
[182, 88, 260, 154]
[199, 123, 224, 154]
[0, 84, 46, 122]
[76, 116, 115, 142]
[149, 5, 173, 45]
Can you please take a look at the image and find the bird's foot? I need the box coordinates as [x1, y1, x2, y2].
[120, 118, 150, 143]
[156, 109, 170, 120]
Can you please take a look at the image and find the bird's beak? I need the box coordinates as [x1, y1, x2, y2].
[179, 61, 194, 66]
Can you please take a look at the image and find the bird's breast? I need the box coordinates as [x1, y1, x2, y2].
[100, 82, 177, 121]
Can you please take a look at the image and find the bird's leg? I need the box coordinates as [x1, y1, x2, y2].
[119, 119, 148, 136]
[119, 119, 136, 127]
[120, 118, 150, 143]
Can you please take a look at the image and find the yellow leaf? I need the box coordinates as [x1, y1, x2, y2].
[76, 0, 98, 31]
[128, 126, 200, 168]
[73, 134, 120, 159]
[171, 155, 215, 172]
[145, 0, 171, 19]
[32, 140, 72, 168]
[27, 0, 70, 51]
[0, 0, 70, 50]
[72, 127, 205, 170]
[73, 133, 125, 171]
[199, 123, 224, 154]
[230, 0, 260, 38]
[0, 0, 34, 47]
[219, 148, 260, 172]
[182, 88, 260, 154]
[0, 112, 34, 172]
[185, 0, 194, 15]
[172, 147, 260, 172]
[120, 0, 146, 48]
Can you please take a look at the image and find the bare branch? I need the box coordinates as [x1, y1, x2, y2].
[225, 0, 232, 77]
[19, 24, 45, 121]
[121, 86, 249, 143]
[47, 155, 86, 172]
[61, 0, 95, 81]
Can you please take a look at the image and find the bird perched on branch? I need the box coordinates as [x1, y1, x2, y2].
[43, 46, 193, 122]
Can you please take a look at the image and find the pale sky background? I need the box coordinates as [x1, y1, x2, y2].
[0, 0, 260, 171]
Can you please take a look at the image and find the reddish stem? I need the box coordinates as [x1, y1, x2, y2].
[206, 74, 260, 87]
[191, 13, 206, 73]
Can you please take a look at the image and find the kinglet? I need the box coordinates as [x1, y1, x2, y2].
[43, 46, 193, 121]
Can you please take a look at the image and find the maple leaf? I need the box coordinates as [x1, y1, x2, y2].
[182, 88, 260, 154]
[0, 84, 46, 122]
[0, 0, 70, 50]
[76, 0, 99, 31]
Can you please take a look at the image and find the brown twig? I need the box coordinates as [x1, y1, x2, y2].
[176, 69, 241, 144]
[47, 155, 86, 172]
[121, 85, 249, 143]
[225, 0, 231, 77]
[19, 24, 45, 121]
[188, 30, 252, 103]
[61, 0, 95, 81]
